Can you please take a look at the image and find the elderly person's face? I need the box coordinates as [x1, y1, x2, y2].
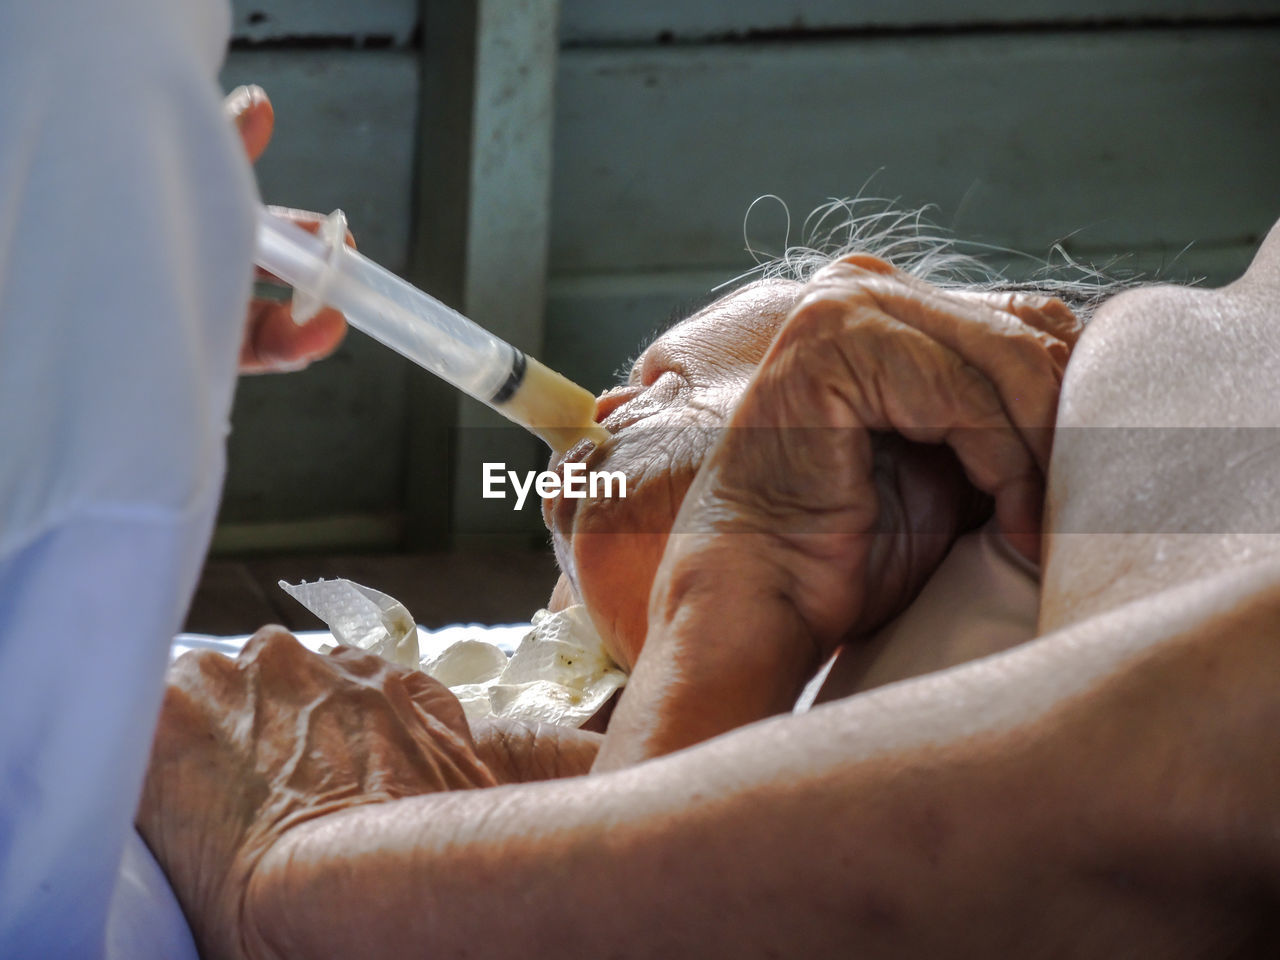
[543, 280, 802, 669]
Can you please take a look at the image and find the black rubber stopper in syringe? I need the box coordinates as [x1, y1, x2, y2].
[490, 348, 527, 404]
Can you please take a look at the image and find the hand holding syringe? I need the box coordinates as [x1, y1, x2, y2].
[254, 205, 610, 453]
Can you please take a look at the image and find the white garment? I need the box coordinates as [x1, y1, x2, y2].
[0, 0, 254, 955]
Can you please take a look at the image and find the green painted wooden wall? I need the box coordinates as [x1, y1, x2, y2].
[217, 0, 1280, 551]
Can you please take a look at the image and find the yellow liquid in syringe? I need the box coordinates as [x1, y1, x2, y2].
[493, 356, 611, 453]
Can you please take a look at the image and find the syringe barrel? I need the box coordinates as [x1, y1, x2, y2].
[254, 208, 516, 402]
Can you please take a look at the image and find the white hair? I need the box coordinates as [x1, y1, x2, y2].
[734, 196, 1148, 322]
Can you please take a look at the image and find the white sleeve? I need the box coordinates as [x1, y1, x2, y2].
[0, 0, 254, 954]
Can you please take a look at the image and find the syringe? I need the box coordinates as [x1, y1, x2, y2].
[253, 205, 610, 453]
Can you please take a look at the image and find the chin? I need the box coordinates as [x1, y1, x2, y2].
[543, 413, 710, 671]
[564, 527, 669, 672]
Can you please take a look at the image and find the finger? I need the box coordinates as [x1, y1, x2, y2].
[399, 670, 475, 741]
[238, 626, 353, 712]
[813, 261, 1072, 372]
[814, 255, 1082, 354]
[323, 643, 391, 678]
[872, 321, 1045, 565]
[946, 289, 1083, 350]
[224, 85, 273, 163]
[166, 648, 247, 717]
[386, 672, 497, 788]
[815, 270, 1064, 471]
[472, 718, 603, 783]
[781, 299, 1045, 560]
[825, 252, 896, 276]
[995, 474, 1045, 564]
[837, 308, 1040, 488]
[239, 301, 347, 373]
[239, 624, 309, 666]
[899, 282, 1063, 471]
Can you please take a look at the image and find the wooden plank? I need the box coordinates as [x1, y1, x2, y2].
[210, 514, 405, 554]
[184, 561, 287, 634]
[453, 0, 563, 543]
[561, 1, 1280, 42]
[244, 551, 562, 628]
[221, 50, 418, 269]
[217, 51, 419, 531]
[544, 269, 734, 392]
[549, 28, 1280, 276]
[229, 0, 418, 44]
[189, 549, 560, 635]
[407, 0, 563, 545]
[542, 241, 1259, 393]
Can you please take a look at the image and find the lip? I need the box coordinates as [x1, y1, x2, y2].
[544, 379, 671, 535]
[546, 431, 607, 535]
[594, 384, 645, 421]
[545, 407, 662, 536]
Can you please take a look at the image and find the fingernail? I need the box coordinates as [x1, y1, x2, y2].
[225, 84, 265, 125]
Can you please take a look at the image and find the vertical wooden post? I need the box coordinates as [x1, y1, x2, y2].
[406, 0, 562, 547]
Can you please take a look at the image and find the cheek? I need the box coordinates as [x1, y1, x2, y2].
[546, 391, 739, 668]
[560, 460, 696, 670]
[571, 530, 670, 671]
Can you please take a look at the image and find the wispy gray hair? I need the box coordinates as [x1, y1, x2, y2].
[732, 197, 1146, 322]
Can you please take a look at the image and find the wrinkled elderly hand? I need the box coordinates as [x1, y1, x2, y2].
[226, 85, 349, 373]
[598, 256, 1081, 767]
[678, 255, 1080, 639]
[137, 627, 497, 960]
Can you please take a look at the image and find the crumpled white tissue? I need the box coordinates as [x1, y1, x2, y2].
[277, 578, 419, 669]
[278, 578, 625, 729]
[423, 605, 626, 728]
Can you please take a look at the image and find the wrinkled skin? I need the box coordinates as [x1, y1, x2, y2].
[137, 215, 1280, 959]
[547, 255, 1080, 670]
[137, 629, 495, 959]
[137, 627, 600, 960]
[141, 251, 1082, 956]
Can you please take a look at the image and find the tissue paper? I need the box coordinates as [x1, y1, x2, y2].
[277, 578, 419, 669]
[278, 579, 625, 729]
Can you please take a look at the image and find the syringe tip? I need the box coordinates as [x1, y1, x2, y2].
[582, 423, 612, 446]
[496, 356, 612, 454]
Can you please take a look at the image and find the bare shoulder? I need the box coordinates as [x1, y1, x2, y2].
[1042, 216, 1280, 633]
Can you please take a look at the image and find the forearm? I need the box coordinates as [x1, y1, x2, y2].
[243, 561, 1280, 960]
[593, 542, 820, 770]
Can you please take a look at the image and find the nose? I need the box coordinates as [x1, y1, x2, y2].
[594, 385, 644, 422]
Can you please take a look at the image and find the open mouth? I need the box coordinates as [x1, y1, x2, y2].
[544, 411, 657, 536]
[545, 433, 605, 535]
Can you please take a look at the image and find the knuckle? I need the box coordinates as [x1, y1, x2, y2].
[325, 644, 388, 678]
[169, 648, 236, 688]
[399, 668, 448, 700]
[1002, 293, 1082, 337]
[239, 624, 308, 668]
[781, 292, 857, 344]
[830, 252, 897, 275]
[814, 252, 896, 281]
